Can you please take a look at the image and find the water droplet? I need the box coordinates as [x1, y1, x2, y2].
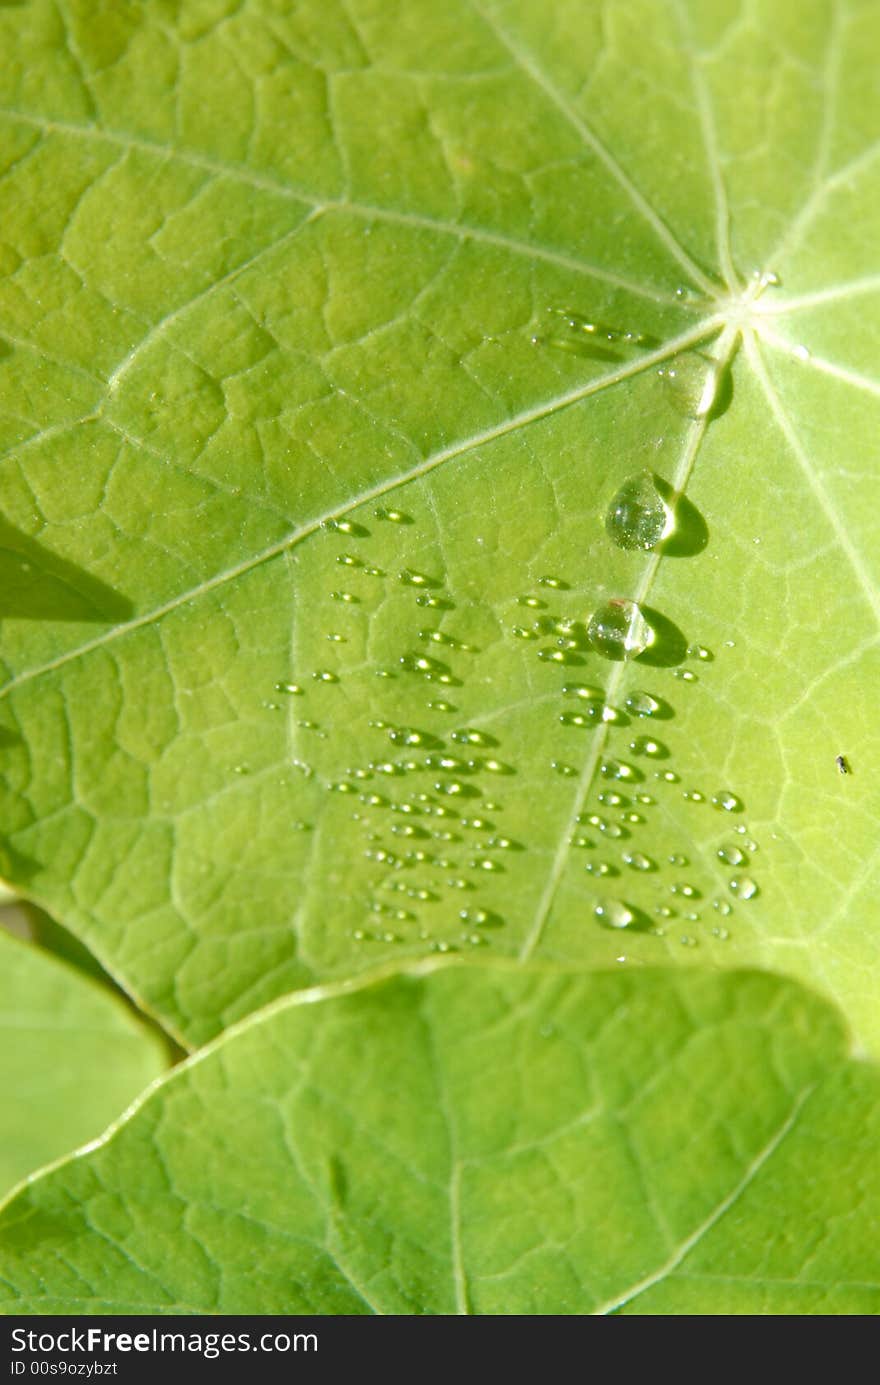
[451, 728, 498, 747]
[712, 790, 743, 813]
[674, 669, 698, 682]
[275, 681, 304, 695]
[374, 507, 412, 523]
[399, 569, 438, 588]
[623, 851, 654, 871]
[560, 711, 594, 728]
[459, 907, 503, 928]
[682, 789, 705, 803]
[687, 643, 714, 662]
[712, 925, 730, 940]
[336, 553, 363, 568]
[625, 691, 661, 717]
[585, 861, 615, 876]
[322, 518, 368, 537]
[331, 591, 359, 603]
[668, 854, 689, 867]
[605, 470, 671, 551]
[537, 574, 569, 589]
[538, 648, 569, 664]
[233, 764, 249, 775]
[600, 759, 641, 782]
[629, 736, 667, 758]
[312, 670, 339, 683]
[729, 876, 759, 900]
[717, 844, 746, 866]
[658, 352, 720, 417]
[594, 899, 638, 930]
[416, 593, 453, 609]
[597, 792, 626, 807]
[326, 633, 347, 643]
[713, 897, 733, 916]
[552, 761, 577, 776]
[671, 882, 699, 898]
[562, 683, 604, 702]
[470, 857, 502, 872]
[512, 624, 539, 641]
[428, 700, 457, 712]
[679, 935, 698, 948]
[587, 598, 652, 660]
[517, 594, 546, 609]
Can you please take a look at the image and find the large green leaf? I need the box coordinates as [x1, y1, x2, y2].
[0, 0, 878, 1056]
[0, 929, 168, 1198]
[1, 962, 879, 1315]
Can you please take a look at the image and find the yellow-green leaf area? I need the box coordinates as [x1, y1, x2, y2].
[0, 0, 878, 1058]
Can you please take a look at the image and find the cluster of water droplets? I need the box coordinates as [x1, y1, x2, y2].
[526, 310, 757, 945]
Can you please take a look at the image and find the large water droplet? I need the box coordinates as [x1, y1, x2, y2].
[587, 598, 652, 660]
[717, 844, 746, 866]
[658, 352, 720, 417]
[605, 470, 671, 551]
[729, 876, 759, 900]
[594, 899, 637, 930]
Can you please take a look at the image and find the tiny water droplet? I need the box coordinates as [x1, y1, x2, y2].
[322, 517, 368, 537]
[459, 907, 503, 928]
[729, 876, 758, 900]
[625, 691, 660, 717]
[679, 935, 698, 948]
[605, 470, 671, 551]
[713, 897, 733, 916]
[597, 792, 626, 807]
[712, 790, 743, 812]
[600, 759, 640, 782]
[517, 594, 546, 609]
[668, 854, 689, 867]
[629, 736, 667, 758]
[658, 352, 720, 417]
[451, 728, 498, 747]
[552, 760, 577, 776]
[416, 593, 453, 609]
[671, 882, 699, 898]
[656, 769, 680, 783]
[331, 591, 359, 603]
[635, 793, 655, 805]
[623, 851, 654, 872]
[717, 844, 746, 866]
[674, 669, 698, 682]
[585, 861, 614, 876]
[428, 699, 457, 712]
[399, 568, 437, 588]
[587, 598, 652, 660]
[538, 648, 568, 664]
[275, 681, 304, 695]
[682, 789, 705, 803]
[711, 925, 730, 940]
[594, 899, 637, 930]
[512, 624, 539, 641]
[336, 553, 363, 568]
[563, 683, 604, 702]
[374, 507, 412, 523]
[687, 643, 713, 662]
[537, 574, 569, 589]
[312, 669, 339, 683]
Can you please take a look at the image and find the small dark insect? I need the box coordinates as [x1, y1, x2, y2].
[836, 754, 851, 775]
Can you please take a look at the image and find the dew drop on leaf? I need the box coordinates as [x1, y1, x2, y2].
[605, 470, 671, 551]
[658, 352, 720, 417]
[594, 899, 636, 930]
[729, 876, 759, 900]
[587, 598, 652, 660]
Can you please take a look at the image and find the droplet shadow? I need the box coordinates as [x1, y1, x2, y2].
[636, 606, 688, 667]
[654, 477, 709, 558]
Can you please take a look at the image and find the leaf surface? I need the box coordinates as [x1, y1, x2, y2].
[1, 962, 878, 1315]
[0, 929, 168, 1197]
[0, 0, 878, 1053]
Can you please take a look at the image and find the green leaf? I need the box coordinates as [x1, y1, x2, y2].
[0, 929, 168, 1198]
[1, 962, 878, 1315]
[0, 0, 878, 1058]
